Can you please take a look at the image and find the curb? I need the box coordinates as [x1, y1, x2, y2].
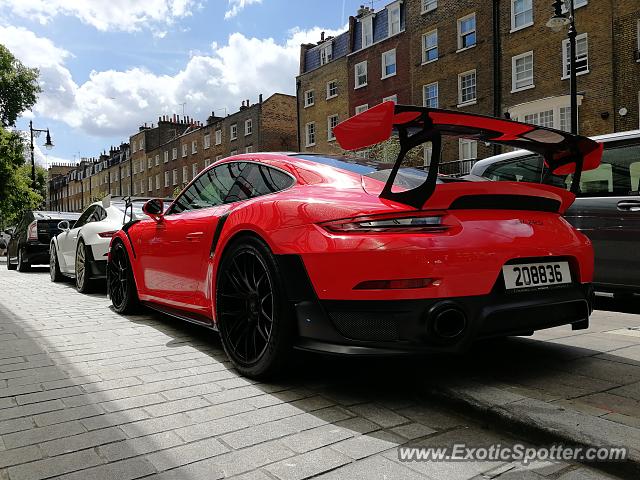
[423, 381, 640, 479]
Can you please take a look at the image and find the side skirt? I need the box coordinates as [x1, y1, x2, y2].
[141, 301, 219, 332]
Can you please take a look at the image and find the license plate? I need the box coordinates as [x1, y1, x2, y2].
[502, 261, 571, 290]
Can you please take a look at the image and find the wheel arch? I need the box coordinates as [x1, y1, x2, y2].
[109, 234, 142, 295]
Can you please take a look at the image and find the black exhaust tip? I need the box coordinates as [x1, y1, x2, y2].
[429, 303, 467, 340]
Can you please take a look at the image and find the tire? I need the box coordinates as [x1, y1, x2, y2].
[75, 239, 93, 293]
[17, 249, 30, 272]
[50, 244, 63, 282]
[108, 240, 140, 313]
[216, 236, 293, 379]
[7, 251, 17, 270]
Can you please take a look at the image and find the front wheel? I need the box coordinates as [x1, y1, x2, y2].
[216, 237, 293, 379]
[108, 241, 140, 313]
[17, 249, 30, 272]
[50, 244, 63, 282]
[75, 239, 93, 293]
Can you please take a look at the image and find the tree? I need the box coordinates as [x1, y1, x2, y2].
[0, 44, 41, 128]
[0, 164, 44, 226]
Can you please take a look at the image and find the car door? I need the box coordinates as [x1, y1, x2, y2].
[59, 206, 95, 272]
[137, 162, 245, 312]
[8, 215, 27, 264]
[564, 141, 640, 290]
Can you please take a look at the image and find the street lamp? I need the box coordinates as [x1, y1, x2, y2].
[29, 120, 54, 189]
[546, 0, 578, 134]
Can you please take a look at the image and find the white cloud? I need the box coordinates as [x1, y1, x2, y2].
[0, 24, 345, 140]
[224, 0, 262, 20]
[3, 0, 197, 33]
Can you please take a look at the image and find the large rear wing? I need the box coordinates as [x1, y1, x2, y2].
[333, 102, 603, 209]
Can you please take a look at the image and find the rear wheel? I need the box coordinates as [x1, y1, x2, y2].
[50, 244, 63, 282]
[75, 239, 93, 293]
[108, 241, 140, 313]
[17, 249, 30, 272]
[7, 250, 17, 270]
[216, 237, 293, 379]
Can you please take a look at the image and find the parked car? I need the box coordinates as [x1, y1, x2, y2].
[0, 232, 8, 256]
[470, 129, 640, 300]
[50, 197, 168, 292]
[6, 211, 80, 272]
[107, 103, 601, 378]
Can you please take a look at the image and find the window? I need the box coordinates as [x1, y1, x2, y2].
[320, 42, 333, 65]
[181, 166, 188, 183]
[139, 138, 144, 149]
[355, 61, 368, 88]
[355, 104, 369, 115]
[327, 115, 339, 141]
[305, 122, 316, 147]
[147, 158, 152, 169]
[133, 162, 137, 175]
[172, 147, 177, 160]
[524, 110, 554, 128]
[383, 95, 397, 104]
[162, 151, 168, 163]
[245, 119, 252, 136]
[216, 155, 222, 161]
[422, 30, 438, 63]
[215, 129, 222, 145]
[304, 90, 315, 107]
[192, 140, 197, 154]
[361, 15, 373, 48]
[563, 33, 589, 78]
[192, 163, 198, 178]
[133, 183, 137, 195]
[459, 139, 478, 160]
[637, 19, 640, 57]
[511, 0, 533, 30]
[155, 174, 160, 190]
[560, 106, 572, 132]
[141, 181, 144, 193]
[563, 0, 587, 11]
[382, 49, 397, 78]
[387, 2, 401, 36]
[230, 124, 238, 140]
[139, 159, 144, 172]
[155, 154, 160, 166]
[205, 158, 211, 168]
[512, 51, 534, 91]
[327, 80, 338, 99]
[458, 70, 477, 105]
[204, 134, 211, 149]
[423, 82, 439, 108]
[422, 0, 437, 13]
[182, 144, 188, 157]
[458, 13, 476, 50]
[245, 146, 253, 153]
[172, 169, 178, 186]
[164, 171, 170, 187]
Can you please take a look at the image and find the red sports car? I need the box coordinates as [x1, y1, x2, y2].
[107, 103, 602, 378]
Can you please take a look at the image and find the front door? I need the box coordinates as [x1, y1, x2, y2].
[59, 206, 95, 273]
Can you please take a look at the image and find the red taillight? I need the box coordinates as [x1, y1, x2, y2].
[320, 212, 449, 233]
[354, 278, 435, 290]
[98, 231, 117, 238]
[27, 221, 38, 241]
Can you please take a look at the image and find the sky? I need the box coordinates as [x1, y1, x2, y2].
[0, 0, 377, 167]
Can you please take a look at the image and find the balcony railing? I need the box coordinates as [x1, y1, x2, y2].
[438, 159, 477, 177]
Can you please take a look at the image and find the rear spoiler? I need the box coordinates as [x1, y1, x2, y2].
[333, 102, 603, 209]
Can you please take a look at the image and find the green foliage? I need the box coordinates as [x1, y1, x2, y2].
[0, 44, 41, 128]
[0, 163, 44, 226]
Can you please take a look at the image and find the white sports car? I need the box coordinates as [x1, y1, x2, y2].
[49, 197, 155, 292]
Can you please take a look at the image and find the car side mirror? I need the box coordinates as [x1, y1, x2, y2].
[143, 199, 164, 220]
[57, 220, 70, 232]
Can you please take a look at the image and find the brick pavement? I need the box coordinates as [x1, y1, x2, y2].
[0, 262, 624, 479]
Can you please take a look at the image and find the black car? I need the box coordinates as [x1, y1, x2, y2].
[6, 211, 81, 272]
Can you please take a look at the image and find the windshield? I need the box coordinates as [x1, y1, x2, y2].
[113, 202, 146, 222]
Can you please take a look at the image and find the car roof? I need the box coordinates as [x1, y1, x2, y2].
[32, 211, 81, 220]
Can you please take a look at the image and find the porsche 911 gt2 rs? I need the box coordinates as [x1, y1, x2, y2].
[107, 103, 602, 378]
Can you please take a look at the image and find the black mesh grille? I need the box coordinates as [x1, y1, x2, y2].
[449, 195, 561, 213]
[329, 311, 400, 342]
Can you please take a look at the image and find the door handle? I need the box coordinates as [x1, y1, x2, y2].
[617, 200, 640, 212]
[186, 232, 204, 241]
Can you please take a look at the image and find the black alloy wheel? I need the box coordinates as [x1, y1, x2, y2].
[17, 249, 30, 272]
[50, 244, 63, 282]
[217, 237, 293, 378]
[75, 240, 92, 293]
[108, 241, 139, 313]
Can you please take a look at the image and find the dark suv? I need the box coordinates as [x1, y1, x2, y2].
[6, 211, 80, 272]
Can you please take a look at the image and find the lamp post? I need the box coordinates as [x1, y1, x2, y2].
[546, 0, 578, 134]
[29, 120, 54, 189]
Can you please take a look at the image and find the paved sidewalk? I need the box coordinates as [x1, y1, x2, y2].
[0, 261, 628, 480]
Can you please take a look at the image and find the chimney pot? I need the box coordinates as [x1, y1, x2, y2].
[321, 31, 325, 41]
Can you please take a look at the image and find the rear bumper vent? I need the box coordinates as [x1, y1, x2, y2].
[449, 194, 560, 213]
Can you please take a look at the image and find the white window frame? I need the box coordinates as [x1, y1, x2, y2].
[457, 13, 476, 51]
[361, 15, 374, 48]
[382, 95, 398, 104]
[245, 119, 252, 136]
[172, 147, 177, 160]
[164, 171, 170, 188]
[387, 1, 402, 37]
[511, 0, 533, 32]
[191, 140, 197, 154]
[562, 33, 589, 79]
[422, 29, 438, 64]
[327, 114, 339, 141]
[192, 163, 198, 178]
[181, 144, 188, 157]
[327, 80, 338, 99]
[182, 165, 188, 183]
[381, 49, 397, 79]
[215, 129, 222, 145]
[459, 139, 478, 161]
[155, 154, 159, 166]
[163, 151, 168, 163]
[305, 122, 316, 147]
[422, 0, 437, 14]
[563, 0, 587, 12]
[511, 51, 534, 92]
[355, 104, 369, 115]
[458, 69, 477, 106]
[423, 82, 438, 108]
[172, 169, 178, 186]
[245, 146, 253, 153]
[230, 123, 238, 140]
[204, 133, 211, 149]
[304, 90, 315, 108]
[355, 61, 368, 89]
[320, 42, 333, 65]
